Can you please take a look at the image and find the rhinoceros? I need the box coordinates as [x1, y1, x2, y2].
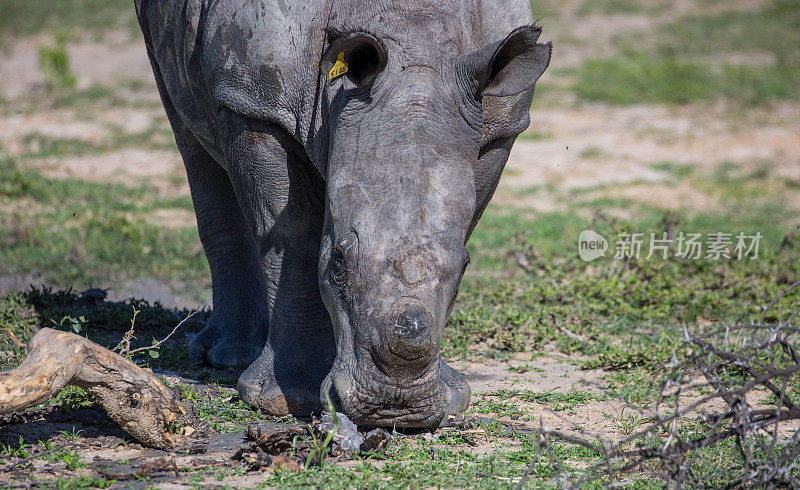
[134, 0, 550, 428]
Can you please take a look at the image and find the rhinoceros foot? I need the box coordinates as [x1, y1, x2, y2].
[237, 338, 335, 417]
[440, 359, 471, 416]
[190, 314, 266, 369]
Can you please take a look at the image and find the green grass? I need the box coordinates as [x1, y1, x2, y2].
[495, 388, 605, 412]
[53, 82, 163, 111]
[448, 188, 799, 360]
[578, 145, 607, 159]
[18, 125, 177, 161]
[469, 399, 527, 417]
[0, 209, 205, 285]
[653, 0, 800, 65]
[529, 0, 560, 21]
[574, 0, 800, 105]
[650, 161, 693, 178]
[20, 134, 107, 159]
[575, 50, 800, 105]
[0, 153, 202, 286]
[34, 476, 115, 489]
[178, 383, 263, 433]
[517, 131, 551, 142]
[0, 0, 139, 40]
[576, 0, 670, 16]
[252, 432, 545, 488]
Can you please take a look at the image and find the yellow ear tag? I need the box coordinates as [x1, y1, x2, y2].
[328, 52, 348, 80]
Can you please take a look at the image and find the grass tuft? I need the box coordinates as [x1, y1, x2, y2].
[574, 1, 800, 105]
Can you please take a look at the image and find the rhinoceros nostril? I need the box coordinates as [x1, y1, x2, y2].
[392, 304, 431, 343]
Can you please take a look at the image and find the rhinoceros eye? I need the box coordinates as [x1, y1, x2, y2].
[331, 248, 348, 284]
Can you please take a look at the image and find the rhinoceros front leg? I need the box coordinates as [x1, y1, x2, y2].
[176, 127, 270, 369]
[219, 112, 335, 416]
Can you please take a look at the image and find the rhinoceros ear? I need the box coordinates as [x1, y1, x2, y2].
[322, 32, 387, 90]
[462, 25, 552, 98]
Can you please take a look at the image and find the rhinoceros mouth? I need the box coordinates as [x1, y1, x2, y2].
[322, 357, 452, 428]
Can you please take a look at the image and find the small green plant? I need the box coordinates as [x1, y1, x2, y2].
[178, 384, 199, 402]
[61, 450, 84, 471]
[468, 399, 526, 418]
[603, 406, 648, 436]
[191, 385, 260, 432]
[579, 146, 607, 159]
[0, 292, 38, 369]
[58, 427, 85, 442]
[49, 386, 97, 413]
[496, 388, 603, 413]
[52, 475, 114, 488]
[581, 347, 657, 370]
[305, 393, 339, 469]
[37, 33, 77, 91]
[508, 364, 545, 374]
[1, 436, 32, 458]
[51, 314, 86, 334]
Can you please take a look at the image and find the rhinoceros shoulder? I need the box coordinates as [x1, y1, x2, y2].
[138, 0, 329, 150]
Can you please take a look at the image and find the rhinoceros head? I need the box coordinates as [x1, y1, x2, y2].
[316, 9, 550, 427]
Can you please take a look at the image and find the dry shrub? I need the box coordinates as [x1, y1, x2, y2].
[526, 281, 800, 488]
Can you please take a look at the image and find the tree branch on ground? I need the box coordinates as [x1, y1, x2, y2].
[0, 328, 199, 449]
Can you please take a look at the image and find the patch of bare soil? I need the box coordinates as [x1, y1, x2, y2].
[452, 353, 604, 396]
[0, 273, 48, 295]
[453, 354, 618, 438]
[500, 102, 800, 211]
[0, 112, 111, 154]
[25, 148, 188, 194]
[582, 182, 720, 211]
[141, 208, 197, 229]
[0, 31, 151, 100]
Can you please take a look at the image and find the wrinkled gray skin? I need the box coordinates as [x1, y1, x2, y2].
[135, 0, 550, 428]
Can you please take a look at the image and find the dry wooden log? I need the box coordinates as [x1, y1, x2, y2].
[0, 328, 197, 449]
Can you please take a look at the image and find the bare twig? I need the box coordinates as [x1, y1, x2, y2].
[557, 323, 586, 343]
[128, 310, 197, 356]
[113, 305, 140, 356]
[758, 279, 800, 324]
[2, 328, 26, 349]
